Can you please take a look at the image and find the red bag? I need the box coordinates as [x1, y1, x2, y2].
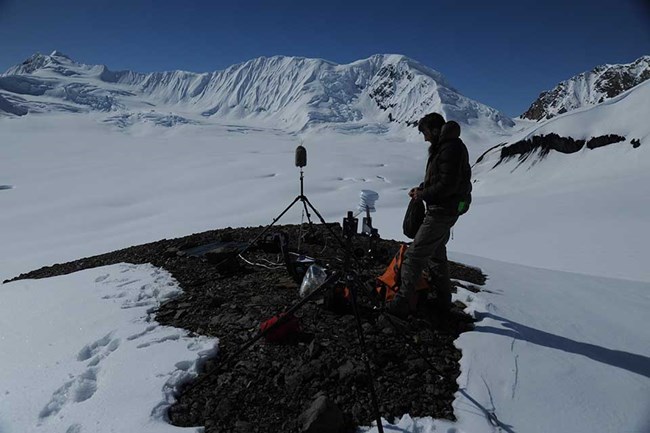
[260, 313, 301, 344]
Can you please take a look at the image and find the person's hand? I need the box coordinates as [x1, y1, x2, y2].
[409, 188, 423, 201]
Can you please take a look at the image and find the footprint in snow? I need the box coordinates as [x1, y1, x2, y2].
[116, 279, 141, 288]
[136, 333, 181, 349]
[187, 341, 205, 351]
[39, 368, 99, 419]
[77, 332, 115, 362]
[40, 333, 122, 420]
[175, 360, 193, 371]
[127, 324, 158, 341]
[66, 424, 82, 433]
[338, 177, 371, 183]
[101, 291, 128, 300]
[94, 274, 109, 283]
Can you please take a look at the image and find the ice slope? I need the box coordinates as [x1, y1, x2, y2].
[521, 54, 650, 120]
[0, 51, 514, 153]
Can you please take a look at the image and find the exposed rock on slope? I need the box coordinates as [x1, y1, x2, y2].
[0, 94, 28, 116]
[490, 133, 627, 168]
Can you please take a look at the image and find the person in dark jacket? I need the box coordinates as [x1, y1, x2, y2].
[387, 112, 472, 318]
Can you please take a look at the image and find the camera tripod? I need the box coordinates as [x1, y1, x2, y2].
[216, 164, 327, 269]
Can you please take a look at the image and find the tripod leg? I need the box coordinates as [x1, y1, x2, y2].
[215, 195, 302, 269]
[348, 278, 385, 433]
[302, 196, 350, 249]
[300, 197, 314, 227]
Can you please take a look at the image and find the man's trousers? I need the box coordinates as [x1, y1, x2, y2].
[398, 211, 458, 310]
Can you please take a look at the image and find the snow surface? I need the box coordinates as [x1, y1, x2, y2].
[1, 55, 649, 433]
[0, 263, 216, 433]
[363, 253, 650, 433]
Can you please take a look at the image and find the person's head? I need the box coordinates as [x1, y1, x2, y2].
[417, 112, 445, 145]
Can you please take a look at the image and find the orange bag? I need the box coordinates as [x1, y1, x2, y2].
[376, 244, 430, 301]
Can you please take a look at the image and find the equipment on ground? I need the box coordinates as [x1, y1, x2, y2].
[260, 313, 302, 344]
[376, 244, 430, 302]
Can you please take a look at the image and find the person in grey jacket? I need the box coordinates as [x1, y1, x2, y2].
[387, 112, 472, 318]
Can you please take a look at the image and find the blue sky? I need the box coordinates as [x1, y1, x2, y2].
[1, 0, 648, 116]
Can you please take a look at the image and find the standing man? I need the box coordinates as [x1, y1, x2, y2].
[387, 113, 472, 318]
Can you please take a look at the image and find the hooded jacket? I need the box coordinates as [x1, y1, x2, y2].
[420, 121, 472, 215]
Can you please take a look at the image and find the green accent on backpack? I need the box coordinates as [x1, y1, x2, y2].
[458, 200, 467, 214]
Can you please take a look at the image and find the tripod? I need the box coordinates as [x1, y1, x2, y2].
[218, 165, 329, 267]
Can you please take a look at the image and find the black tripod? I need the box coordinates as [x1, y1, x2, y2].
[219, 156, 328, 266]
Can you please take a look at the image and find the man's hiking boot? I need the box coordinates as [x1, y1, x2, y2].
[385, 295, 411, 319]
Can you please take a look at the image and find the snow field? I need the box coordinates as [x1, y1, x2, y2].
[362, 253, 650, 433]
[0, 263, 216, 433]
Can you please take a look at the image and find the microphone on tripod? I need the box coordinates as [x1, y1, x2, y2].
[295, 145, 307, 168]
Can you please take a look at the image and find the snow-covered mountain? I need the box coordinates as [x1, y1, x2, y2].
[0, 51, 513, 138]
[520, 55, 650, 121]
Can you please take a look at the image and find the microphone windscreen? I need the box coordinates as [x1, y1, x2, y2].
[295, 145, 307, 167]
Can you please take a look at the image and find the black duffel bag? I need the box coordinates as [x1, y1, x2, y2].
[402, 198, 425, 239]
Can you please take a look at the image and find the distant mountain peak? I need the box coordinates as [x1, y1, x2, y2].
[49, 50, 73, 60]
[521, 55, 650, 121]
[4, 50, 78, 76]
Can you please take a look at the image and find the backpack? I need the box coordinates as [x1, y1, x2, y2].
[403, 198, 425, 239]
[375, 244, 430, 302]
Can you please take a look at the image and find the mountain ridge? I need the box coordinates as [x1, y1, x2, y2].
[520, 55, 650, 121]
[0, 51, 514, 139]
